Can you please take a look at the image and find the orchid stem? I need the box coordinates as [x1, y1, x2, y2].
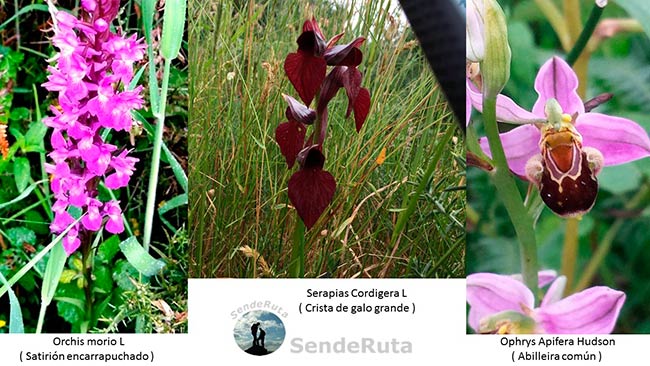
[560, 217, 580, 295]
[289, 218, 306, 278]
[566, 5, 604, 66]
[559, 5, 604, 292]
[142, 59, 172, 251]
[483, 96, 539, 301]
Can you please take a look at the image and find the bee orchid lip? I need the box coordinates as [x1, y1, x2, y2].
[476, 56, 650, 177]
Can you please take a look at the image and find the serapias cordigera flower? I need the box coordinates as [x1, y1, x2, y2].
[43, 0, 145, 254]
[276, 18, 370, 229]
[469, 56, 650, 217]
[467, 271, 626, 334]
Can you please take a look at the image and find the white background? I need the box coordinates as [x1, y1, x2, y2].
[190, 279, 466, 364]
[0, 279, 644, 365]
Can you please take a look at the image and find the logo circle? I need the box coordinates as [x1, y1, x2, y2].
[233, 310, 286, 356]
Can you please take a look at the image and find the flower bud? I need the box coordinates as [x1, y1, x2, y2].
[481, 0, 511, 98]
[466, 0, 485, 62]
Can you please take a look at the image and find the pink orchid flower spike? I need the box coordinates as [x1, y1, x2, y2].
[467, 272, 626, 334]
[469, 56, 650, 217]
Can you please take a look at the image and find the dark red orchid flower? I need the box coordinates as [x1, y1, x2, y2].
[277, 18, 371, 229]
[288, 146, 336, 229]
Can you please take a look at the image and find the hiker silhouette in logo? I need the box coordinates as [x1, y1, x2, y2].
[251, 322, 260, 346]
[259, 328, 266, 348]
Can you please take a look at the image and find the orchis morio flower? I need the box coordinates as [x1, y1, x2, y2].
[469, 56, 650, 217]
[43, 0, 145, 254]
[467, 271, 625, 334]
[276, 18, 371, 229]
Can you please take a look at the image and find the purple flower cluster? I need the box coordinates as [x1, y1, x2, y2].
[43, 0, 145, 254]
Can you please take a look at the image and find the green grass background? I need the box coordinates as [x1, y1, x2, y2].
[188, 0, 465, 278]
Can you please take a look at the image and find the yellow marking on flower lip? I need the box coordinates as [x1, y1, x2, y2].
[540, 124, 584, 185]
[544, 131, 575, 173]
[561, 113, 572, 123]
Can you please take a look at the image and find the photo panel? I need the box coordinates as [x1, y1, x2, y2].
[188, 0, 466, 279]
[0, 0, 188, 333]
[467, 0, 650, 334]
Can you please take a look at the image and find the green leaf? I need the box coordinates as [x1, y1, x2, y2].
[158, 193, 187, 215]
[0, 4, 49, 31]
[97, 235, 121, 263]
[55, 284, 85, 326]
[13, 157, 31, 193]
[41, 241, 69, 306]
[142, 0, 156, 45]
[0, 216, 83, 299]
[17, 271, 36, 292]
[0, 271, 24, 333]
[0, 179, 45, 211]
[24, 121, 48, 151]
[9, 107, 30, 122]
[132, 111, 188, 191]
[161, 0, 187, 60]
[24, 210, 49, 235]
[130, 66, 147, 91]
[616, 0, 650, 41]
[6, 227, 36, 247]
[112, 259, 140, 291]
[93, 266, 113, 294]
[119, 236, 165, 277]
[599, 164, 642, 195]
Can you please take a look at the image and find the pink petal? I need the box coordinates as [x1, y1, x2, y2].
[466, 273, 535, 332]
[275, 121, 306, 168]
[532, 56, 585, 116]
[105, 216, 124, 234]
[284, 51, 327, 106]
[466, 0, 485, 62]
[538, 269, 559, 288]
[467, 79, 540, 123]
[540, 276, 566, 307]
[577, 113, 650, 166]
[62, 227, 81, 255]
[479, 124, 541, 177]
[535, 286, 625, 334]
[105, 172, 129, 189]
[81, 204, 103, 231]
[466, 88, 472, 126]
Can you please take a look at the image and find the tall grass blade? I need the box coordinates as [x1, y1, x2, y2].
[0, 271, 24, 333]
